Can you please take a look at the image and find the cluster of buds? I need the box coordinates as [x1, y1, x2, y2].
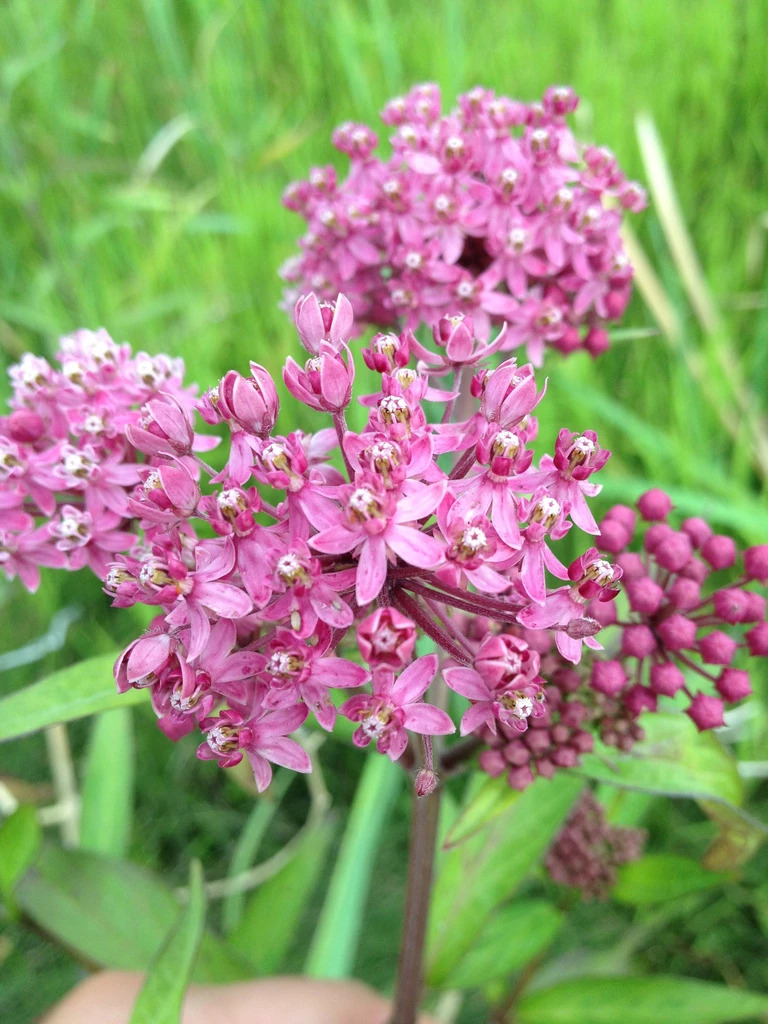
[107, 292, 632, 790]
[0, 330, 207, 590]
[545, 791, 646, 900]
[281, 83, 646, 364]
[477, 492, 768, 790]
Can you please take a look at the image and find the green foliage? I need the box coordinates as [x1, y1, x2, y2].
[426, 773, 583, 985]
[577, 714, 747, 814]
[614, 854, 728, 905]
[0, 804, 41, 915]
[79, 707, 134, 857]
[230, 817, 335, 973]
[517, 976, 768, 1024]
[450, 899, 563, 989]
[305, 752, 402, 978]
[129, 860, 206, 1024]
[0, 652, 145, 741]
[14, 843, 253, 981]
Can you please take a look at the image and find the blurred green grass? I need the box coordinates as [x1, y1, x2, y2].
[1, 1, 767, 1020]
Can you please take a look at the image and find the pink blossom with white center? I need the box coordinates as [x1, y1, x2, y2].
[49, 503, 136, 576]
[258, 627, 369, 730]
[265, 540, 354, 636]
[511, 490, 572, 604]
[310, 475, 446, 606]
[340, 654, 454, 760]
[198, 704, 311, 792]
[523, 429, 610, 534]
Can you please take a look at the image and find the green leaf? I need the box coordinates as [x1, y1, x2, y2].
[426, 772, 582, 986]
[230, 817, 335, 972]
[129, 860, 206, 1024]
[517, 975, 768, 1024]
[221, 771, 293, 935]
[576, 714, 748, 815]
[614, 854, 727, 905]
[0, 805, 41, 914]
[0, 653, 146, 742]
[305, 753, 402, 978]
[450, 899, 563, 989]
[14, 844, 252, 982]
[444, 772, 522, 846]
[79, 708, 134, 858]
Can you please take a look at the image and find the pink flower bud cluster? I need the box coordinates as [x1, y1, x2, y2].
[476, 493, 767, 791]
[589, 492, 768, 732]
[545, 791, 646, 900]
[0, 329, 204, 590]
[109, 292, 631, 790]
[281, 84, 646, 364]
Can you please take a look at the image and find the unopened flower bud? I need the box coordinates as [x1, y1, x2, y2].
[698, 630, 737, 666]
[637, 488, 672, 522]
[744, 545, 768, 585]
[649, 663, 685, 697]
[716, 668, 752, 702]
[701, 534, 736, 570]
[686, 692, 725, 731]
[414, 768, 439, 797]
[656, 614, 696, 651]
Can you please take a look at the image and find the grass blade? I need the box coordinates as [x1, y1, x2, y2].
[305, 752, 402, 978]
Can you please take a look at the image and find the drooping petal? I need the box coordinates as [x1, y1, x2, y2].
[356, 535, 388, 605]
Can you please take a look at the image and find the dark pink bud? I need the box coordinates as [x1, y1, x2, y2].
[551, 746, 578, 767]
[587, 599, 617, 628]
[415, 768, 438, 797]
[637, 488, 672, 521]
[478, 749, 506, 777]
[698, 630, 737, 666]
[616, 552, 646, 582]
[503, 740, 531, 766]
[552, 668, 581, 693]
[605, 504, 637, 534]
[744, 593, 766, 621]
[644, 522, 675, 553]
[621, 624, 656, 659]
[565, 617, 602, 639]
[572, 730, 594, 754]
[294, 292, 354, 354]
[654, 532, 693, 573]
[678, 557, 709, 584]
[508, 765, 535, 790]
[626, 577, 664, 616]
[590, 660, 627, 697]
[682, 517, 712, 549]
[218, 365, 279, 437]
[656, 613, 697, 651]
[7, 409, 45, 442]
[584, 327, 609, 358]
[712, 588, 750, 624]
[597, 518, 630, 554]
[553, 326, 582, 354]
[666, 577, 701, 611]
[744, 545, 768, 585]
[357, 607, 416, 668]
[686, 692, 725, 731]
[525, 729, 551, 754]
[745, 622, 768, 656]
[535, 758, 556, 779]
[649, 662, 685, 696]
[716, 668, 752, 702]
[701, 534, 736, 570]
[624, 684, 657, 717]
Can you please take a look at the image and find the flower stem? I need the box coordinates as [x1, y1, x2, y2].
[390, 769, 441, 1024]
[332, 411, 355, 480]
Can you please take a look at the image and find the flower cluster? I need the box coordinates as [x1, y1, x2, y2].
[0, 329, 207, 590]
[545, 790, 646, 900]
[108, 292, 637, 790]
[476, 492, 768, 790]
[281, 83, 646, 364]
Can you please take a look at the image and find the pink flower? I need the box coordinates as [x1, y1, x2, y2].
[198, 704, 311, 792]
[340, 653, 454, 760]
[294, 292, 354, 354]
[357, 607, 417, 668]
[310, 475, 446, 605]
